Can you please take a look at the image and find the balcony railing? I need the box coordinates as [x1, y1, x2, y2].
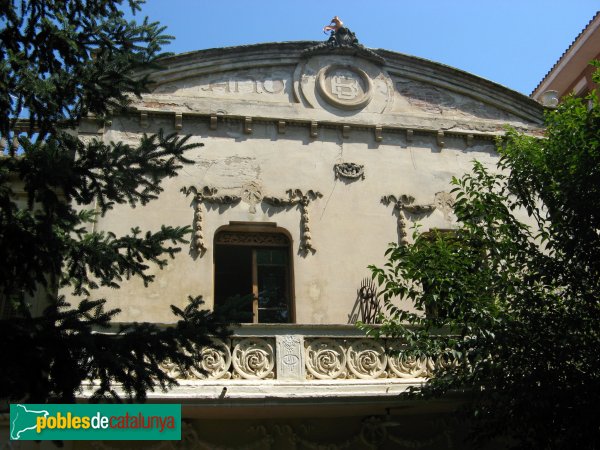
[158, 324, 433, 382]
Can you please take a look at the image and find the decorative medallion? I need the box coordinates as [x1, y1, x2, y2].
[240, 180, 263, 213]
[346, 339, 387, 379]
[294, 55, 393, 114]
[334, 162, 365, 180]
[387, 345, 434, 378]
[305, 338, 347, 380]
[317, 64, 373, 110]
[231, 338, 275, 380]
[196, 340, 233, 379]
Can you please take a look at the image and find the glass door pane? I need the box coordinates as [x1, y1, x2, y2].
[214, 245, 253, 322]
[256, 248, 289, 323]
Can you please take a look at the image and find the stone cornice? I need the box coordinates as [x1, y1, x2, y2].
[143, 41, 543, 125]
[100, 109, 543, 145]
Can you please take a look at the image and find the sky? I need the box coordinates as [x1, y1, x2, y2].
[130, 1, 599, 96]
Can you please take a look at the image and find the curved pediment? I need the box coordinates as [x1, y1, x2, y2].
[132, 42, 543, 134]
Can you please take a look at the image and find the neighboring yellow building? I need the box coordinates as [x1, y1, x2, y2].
[532, 11, 600, 105]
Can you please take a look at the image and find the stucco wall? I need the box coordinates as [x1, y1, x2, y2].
[68, 42, 543, 325]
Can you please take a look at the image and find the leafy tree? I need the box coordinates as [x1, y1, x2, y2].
[0, 0, 227, 403]
[367, 69, 600, 449]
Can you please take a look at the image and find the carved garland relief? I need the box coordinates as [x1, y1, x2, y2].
[181, 186, 241, 253]
[434, 190, 456, 221]
[182, 186, 444, 253]
[381, 194, 436, 245]
[182, 186, 322, 254]
[263, 189, 323, 254]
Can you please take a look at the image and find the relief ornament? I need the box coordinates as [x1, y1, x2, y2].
[334, 162, 365, 180]
[381, 194, 436, 245]
[263, 189, 322, 254]
[181, 185, 241, 253]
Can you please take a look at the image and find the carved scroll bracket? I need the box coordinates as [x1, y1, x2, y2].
[263, 189, 322, 255]
[381, 194, 436, 245]
[181, 185, 241, 254]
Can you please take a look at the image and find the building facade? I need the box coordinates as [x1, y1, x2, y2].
[3, 27, 544, 450]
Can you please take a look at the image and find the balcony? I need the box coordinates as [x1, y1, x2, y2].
[96, 324, 437, 409]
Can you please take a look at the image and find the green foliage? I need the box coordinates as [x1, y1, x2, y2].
[1, 0, 171, 139]
[367, 84, 600, 448]
[0, 1, 226, 403]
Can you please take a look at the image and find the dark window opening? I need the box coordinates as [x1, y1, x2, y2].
[214, 231, 292, 323]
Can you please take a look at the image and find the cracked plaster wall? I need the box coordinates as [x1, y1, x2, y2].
[76, 119, 499, 324]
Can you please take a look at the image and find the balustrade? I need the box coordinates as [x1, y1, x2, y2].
[158, 325, 436, 382]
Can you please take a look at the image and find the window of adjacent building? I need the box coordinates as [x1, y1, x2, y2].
[214, 228, 293, 324]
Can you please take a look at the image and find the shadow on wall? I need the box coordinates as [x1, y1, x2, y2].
[347, 278, 380, 324]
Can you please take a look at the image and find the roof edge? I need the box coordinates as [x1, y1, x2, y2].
[531, 11, 600, 97]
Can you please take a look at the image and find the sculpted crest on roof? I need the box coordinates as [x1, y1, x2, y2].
[302, 16, 385, 64]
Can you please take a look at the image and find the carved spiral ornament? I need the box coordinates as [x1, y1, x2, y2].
[305, 338, 347, 379]
[158, 340, 232, 380]
[387, 347, 434, 378]
[346, 339, 387, 379]
[436, 354, 459, 371]
[195, 340, 232, 379]
[158, 358, 183, 380]
[232, 338, 275, 379]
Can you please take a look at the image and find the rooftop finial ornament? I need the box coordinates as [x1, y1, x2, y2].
[323, 16, 344, 34]
[321, 16, 358, 47]
[303, 16, 384, 64]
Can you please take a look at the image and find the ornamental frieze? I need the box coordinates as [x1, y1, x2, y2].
[215, 231, 289, 247]
[157, 336, 446, 381]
